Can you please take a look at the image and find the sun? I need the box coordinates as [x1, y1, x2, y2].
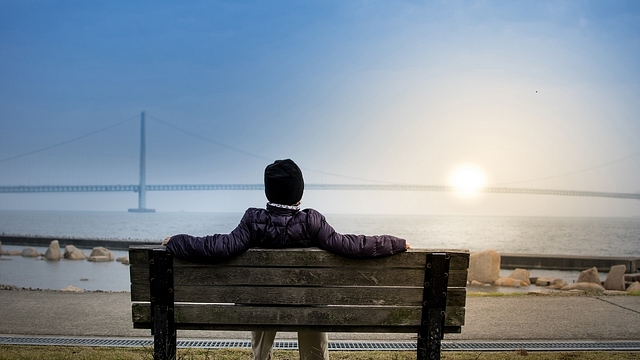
[450, 164, 487, 197]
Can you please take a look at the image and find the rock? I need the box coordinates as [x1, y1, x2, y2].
[548, 279, 567, 289]
[627, 281, 640, 294]
[603, 290, 627, 296]
[0, 284, 19, 290]
[577, 267, 601, 284]
[561, 282, 605, 292]
[44, 240, 62, 261]
[527, 289, 552, 295]
[60, 285, 84, 293]
[87, 255, 111, 263]
[470, 280, 485, 286]
[535, 277, 566, 289]
[494, 277, 528, 287]
[0, 240, 2, 253]
[116, 256, 130, 265]
[535, 277, 555, 286]
[468, 249, 501, 284]
[88, 247, 114, 262]
[603, 264, 627, 291]
[21, 247, 39, 257]
[5, 250, 22, 256]
[508, 268, 531, 286]
[64, 245, 87, 260]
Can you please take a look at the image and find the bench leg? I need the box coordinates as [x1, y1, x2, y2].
[417, 309, 443, 360]
[417, 253, 450, 360]
[153, 302, 176, 360]
[150, 248, 176, 360]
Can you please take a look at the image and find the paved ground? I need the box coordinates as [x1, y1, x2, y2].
[1, 290, 639, 342]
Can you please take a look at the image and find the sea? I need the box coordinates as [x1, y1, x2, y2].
[1, 210, 639, 292]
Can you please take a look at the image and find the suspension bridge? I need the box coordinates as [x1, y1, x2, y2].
[1, 112, 639, 212]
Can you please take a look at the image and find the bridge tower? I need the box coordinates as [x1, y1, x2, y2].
[129, 111, 155, 212]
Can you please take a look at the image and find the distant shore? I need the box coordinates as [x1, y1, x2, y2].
[2, 234, 639, 272]
[0, 234, 157, 250]
[0, 283, 128, 293]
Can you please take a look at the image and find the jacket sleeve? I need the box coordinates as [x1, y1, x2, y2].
[309, 210, 407, 258]
[165, 210, 253, 262]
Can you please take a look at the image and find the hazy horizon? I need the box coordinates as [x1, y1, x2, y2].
[1, 1, 640, 216]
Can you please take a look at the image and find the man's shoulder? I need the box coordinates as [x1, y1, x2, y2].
[300, 208, 326, 221]
[241, 207, 269, 222]
[301, 207, 320, 214]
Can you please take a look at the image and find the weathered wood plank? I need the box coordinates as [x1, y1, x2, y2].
[130, 266, 468, 288]
[132, 303, 465, 329]
[129, 246, 470, 270]
[133, 322, 461, 334]
[130, 284, 467, 307]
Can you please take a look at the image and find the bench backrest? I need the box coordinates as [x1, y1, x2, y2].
[130, 245, 469, 334]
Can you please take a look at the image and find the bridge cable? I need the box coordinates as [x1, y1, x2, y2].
[0, 115, 139, 163]
[147, 115, 273, 162]
[491, 150, 640, 187]
[147, 115, 397, 185]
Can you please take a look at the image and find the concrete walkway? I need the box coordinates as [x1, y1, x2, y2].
[1, 290, 639, 342]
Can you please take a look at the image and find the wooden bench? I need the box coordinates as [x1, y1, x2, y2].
[129, 245, 469, 360]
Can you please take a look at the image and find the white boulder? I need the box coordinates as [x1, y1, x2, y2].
[627, 281, 640, 294]
[21, 247, 39, 257]
[64, 245, 87, 260]
[577, 267, 601, 284]
[468, 249, 501, 284]
[508, 268, 531, 286]
[603, 264, 627, 291]
[494, 277, 528, 287]
[88, 247, 114, 262]
[536, 277, 562, 286]
[44, 240, 62, 261]
[561, 282, 605, 292]
[60, 285, 84, 292]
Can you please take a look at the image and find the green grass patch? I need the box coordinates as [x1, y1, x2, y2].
[1, 346, 640, 360]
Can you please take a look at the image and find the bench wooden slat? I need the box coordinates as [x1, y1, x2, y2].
[130, 284, 467, 307]
[132, 303, 465, 330]
[130, 265, 468, 288]
[129, 246, 470, 270]
[133, 322, 462, 334]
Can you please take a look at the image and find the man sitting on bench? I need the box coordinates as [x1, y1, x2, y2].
[162, 159, 409, 360]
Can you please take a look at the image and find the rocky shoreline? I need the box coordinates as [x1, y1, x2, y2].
[0, 239, 129, 264]
[0, 283, 128, 293]
[468, 249, 640, 295]
[3, 240, 640, 295]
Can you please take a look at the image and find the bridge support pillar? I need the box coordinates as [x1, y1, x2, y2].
[129, 111, 155, 213]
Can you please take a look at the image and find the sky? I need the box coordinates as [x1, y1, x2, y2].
[1, 0, 640, 216]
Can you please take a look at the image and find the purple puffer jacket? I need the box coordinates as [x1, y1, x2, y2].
[165, 205, 407, 262]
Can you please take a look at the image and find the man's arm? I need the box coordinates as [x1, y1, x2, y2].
[308, 210, 408, 258]
[163, 210, 253, 262]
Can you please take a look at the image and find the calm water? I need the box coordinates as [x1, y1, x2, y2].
[1, 210, 639, 291]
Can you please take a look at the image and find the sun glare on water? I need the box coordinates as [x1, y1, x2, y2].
[450, 164, 487, 197]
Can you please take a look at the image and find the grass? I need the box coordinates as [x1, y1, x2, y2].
[1, 346, 640, 360]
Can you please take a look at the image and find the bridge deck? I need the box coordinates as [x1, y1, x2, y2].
[1, 184, 639, 199]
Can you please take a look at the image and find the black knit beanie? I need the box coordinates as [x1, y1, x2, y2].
[264, 159, 304, 205]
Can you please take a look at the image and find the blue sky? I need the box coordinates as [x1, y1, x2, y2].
[1, 0, 640, 216]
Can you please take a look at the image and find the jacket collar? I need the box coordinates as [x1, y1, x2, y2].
[266, 202, 300, 212]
